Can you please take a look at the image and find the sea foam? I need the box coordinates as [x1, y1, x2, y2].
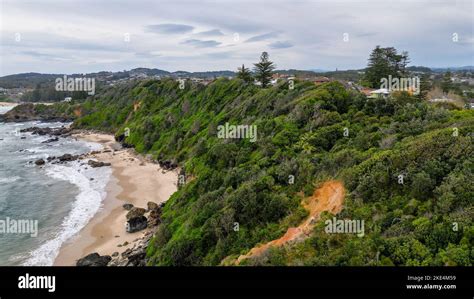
[23, 161, 111, 266]
[0, 176, 21, 184]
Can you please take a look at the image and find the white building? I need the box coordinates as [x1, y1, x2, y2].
[368, 88, 390, 99]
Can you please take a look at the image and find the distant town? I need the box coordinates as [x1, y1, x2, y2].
[1, 66, 473, 109]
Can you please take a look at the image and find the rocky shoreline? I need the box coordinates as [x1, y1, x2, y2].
[13, 119, 178, 266]
[0, 103, 75, 123]
[76, 203, 162, 267]
[23, 126, 111, 168]
[18, 124, 173, 267]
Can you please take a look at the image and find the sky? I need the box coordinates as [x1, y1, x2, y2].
[0, 0, 473, 76]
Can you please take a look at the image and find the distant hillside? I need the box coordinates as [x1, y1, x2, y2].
[430, 66, 474, 72]
[407, 66, 432, 73]
[1, 65, 472, 104]
[0, 73, 61, 89]
[0, 68, 235, 89]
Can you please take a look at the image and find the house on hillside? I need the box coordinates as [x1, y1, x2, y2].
[272, 73, 289, 79]
[191, 77, 204, 83]
[63, 97, 72, 102]
[368, 88, 389, 99]
[429, 97, 455, 103]
[359, 88, 375, 97]
[313, 76, 330, 85]
[272, 73, 294, 83]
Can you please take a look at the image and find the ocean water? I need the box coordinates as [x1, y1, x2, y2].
[0, 105, 112, 265]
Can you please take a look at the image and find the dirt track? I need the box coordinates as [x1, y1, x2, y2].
[236, 180, 345, 264]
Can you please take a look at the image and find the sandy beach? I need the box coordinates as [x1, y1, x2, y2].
[54, 131, 178, 266]
[0, 101, 18, 107]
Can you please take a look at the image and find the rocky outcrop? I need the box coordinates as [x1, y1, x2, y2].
[58, 153, 79, 162]
[87, 160, 111, 168]
[114, 133, 133, 148]
[34, 153, 79, 165]
[146, 201, 163, 228]
[123, 203, 134, 210]
[126, 207, 146, 220]
[126, 216, 147, 233]
[41, 137, 59, 143]
[35, 159, 45, 166]
[20, 126, 71, 136]
[76, 253, 112, 266]
[0, 103, 75, 123]
[108, 231, 153, 267]
[146, 201, 159, 211]
[77, 202, 166, 266]
[158, 160, 178, 170]
[147, 209, 161, 227]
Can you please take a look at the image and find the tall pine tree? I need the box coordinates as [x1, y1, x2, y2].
[237, 64, 253, 83]
[254, 52, 275, 88]
[441, 71, 453, 94]
[364, 46, 410, 88]
[417, 73, 431, 100]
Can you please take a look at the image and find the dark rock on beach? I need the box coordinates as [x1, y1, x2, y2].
[126, 216, 147, 233]
[123, 250, 146, 267]
[108, 231, 153, 266]
[87, 160, 111, 168]
[158, 160, 178, 170]
[34, 159, 45, 166]
[58, 153, 78, 162]
[126, 207, 146, 220]
[20, 126, 71, 137]
[76, 253, 111, 266]
[115, 133, 133, 148]
[123, 203, 134, 210]
[146, 201, 159, 211]
[146, 201, 162, 227]
[147, 208, 162, 227]
[42, 137, 59, 143]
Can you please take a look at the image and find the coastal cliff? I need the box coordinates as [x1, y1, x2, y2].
[0, 103, 76, 122]
[6, 78, 474, 266]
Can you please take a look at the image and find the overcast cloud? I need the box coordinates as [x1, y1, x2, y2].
[0, 0, 472, 75]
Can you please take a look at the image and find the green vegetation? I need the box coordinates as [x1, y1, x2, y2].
[441, 71, 453, 94]
[70, 76, 473, 266]
[236, 64, 253, 83]
[364, 46, 409, 88]
[253, 52, 276, 88]
[1, 102, 78, 122]
[3, 47, 471, 266]
[0, 94, 15, 102]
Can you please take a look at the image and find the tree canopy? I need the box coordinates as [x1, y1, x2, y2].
[237, 64, 253, 83]
[364, 46, 410, 88]
[253, 52, 276, 88]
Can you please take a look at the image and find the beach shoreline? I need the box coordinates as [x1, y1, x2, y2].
[53, 131, 178, 266]
[0, 101, 18, 107]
